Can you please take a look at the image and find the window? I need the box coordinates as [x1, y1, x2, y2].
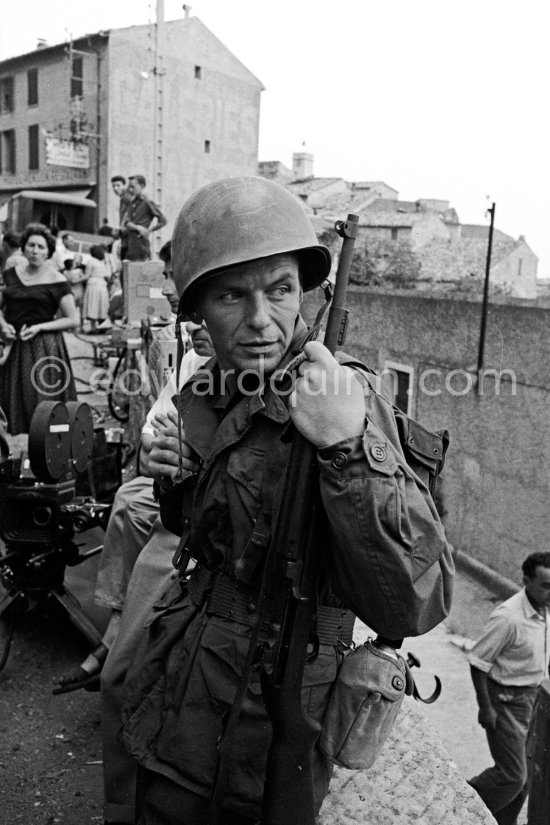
[0, 76, 14, 113]
[391, 227, 398, 241]
[194, 65, 202, 79]
[0, 129, 16, 174]
[28, 124, 39, 170]
[71, 56, 83, 98]
[27, 68, 38, 106]
[382, 360, 414, 415]
[204, 140, 211, 153]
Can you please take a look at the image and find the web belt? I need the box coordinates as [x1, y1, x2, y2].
[188, 565, 355, 647]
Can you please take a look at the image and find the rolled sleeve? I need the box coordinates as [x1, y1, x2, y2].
[468, 611, 514, 672]
[468, 654, 493, 673]
[147, 197, 167, 227]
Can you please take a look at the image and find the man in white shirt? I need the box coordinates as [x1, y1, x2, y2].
[468, 552, 550, 825]
[53, 231, 76, 271]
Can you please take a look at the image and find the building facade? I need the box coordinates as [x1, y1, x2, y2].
[259, 157, 538, 298]
[0, 12, 263, 239]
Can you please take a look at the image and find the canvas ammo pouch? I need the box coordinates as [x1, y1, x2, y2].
[319, 638, 410, 770]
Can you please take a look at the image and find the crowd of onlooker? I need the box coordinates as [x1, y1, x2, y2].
[1, 227, 116, 332]
[0, 172, 167, 335]
[0, 172, 168, 434]
[55, 230, 118, 332]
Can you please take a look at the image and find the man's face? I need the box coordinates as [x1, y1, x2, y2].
[161, 261, 180, 313]
[524, 565, 550, 609]
[185, 320, 214, 358]
[195, 253, 301, 376]
[111, 181, 125, 197]
[127, 179, 142, 198]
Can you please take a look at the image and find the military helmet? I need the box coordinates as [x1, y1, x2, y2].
[172, 176, 331, 309]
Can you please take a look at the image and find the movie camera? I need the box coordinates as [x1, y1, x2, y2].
[0, 401, 122, 670]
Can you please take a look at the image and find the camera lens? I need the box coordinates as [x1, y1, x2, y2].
[33, 506, 53, 527]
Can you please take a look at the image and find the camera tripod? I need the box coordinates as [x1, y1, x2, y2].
[0, 400, 118, 673]
[0, 515, 109, 673]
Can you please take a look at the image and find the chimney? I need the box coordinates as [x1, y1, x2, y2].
[182, 4, 192, 17]
[36, 38, 48, 49]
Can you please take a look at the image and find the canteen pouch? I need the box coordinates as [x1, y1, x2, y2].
[319, 639, 408, 769]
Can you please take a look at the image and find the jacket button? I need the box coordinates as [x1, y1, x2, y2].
[370, 444, 387, 462]
[392, 675, 404, 691]
[331, 451, 348, 469]
[247, 602, 257, 614]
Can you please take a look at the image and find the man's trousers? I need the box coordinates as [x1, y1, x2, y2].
[101, 517, 179, 824]
[95, 476, 157, 611]
[469, 679, 538, 825]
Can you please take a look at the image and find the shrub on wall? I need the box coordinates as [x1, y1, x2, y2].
[318, 228, 422, 288]
[349, 239, 421, 288]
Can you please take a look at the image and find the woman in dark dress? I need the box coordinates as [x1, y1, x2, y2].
[0, 223, 78, 434]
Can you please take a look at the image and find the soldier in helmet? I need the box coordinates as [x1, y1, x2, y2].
[119, 176, 452, 825]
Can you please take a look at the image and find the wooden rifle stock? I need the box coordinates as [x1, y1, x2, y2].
[259, 214, 359, 825]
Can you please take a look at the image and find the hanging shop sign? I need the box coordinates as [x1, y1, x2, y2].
[45, 137, 90, 170]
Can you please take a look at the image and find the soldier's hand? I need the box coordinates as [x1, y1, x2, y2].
[149, 410, 200, 482]
[478, 705, 498, 730]
[289, 341, 365, 448]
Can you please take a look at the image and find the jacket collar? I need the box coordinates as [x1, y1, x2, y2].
[181, 315, 308, 462]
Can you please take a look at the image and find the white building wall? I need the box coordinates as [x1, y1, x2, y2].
[492, 241, 538, 299]
[106, 17, 262, 240]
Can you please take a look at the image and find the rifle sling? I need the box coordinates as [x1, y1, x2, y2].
[188, 565, 355, 647]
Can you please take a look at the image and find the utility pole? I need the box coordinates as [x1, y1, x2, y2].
[152, 0, 165, 253]
[94, 49, 101, 233]
[476, 201, 496, 392]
